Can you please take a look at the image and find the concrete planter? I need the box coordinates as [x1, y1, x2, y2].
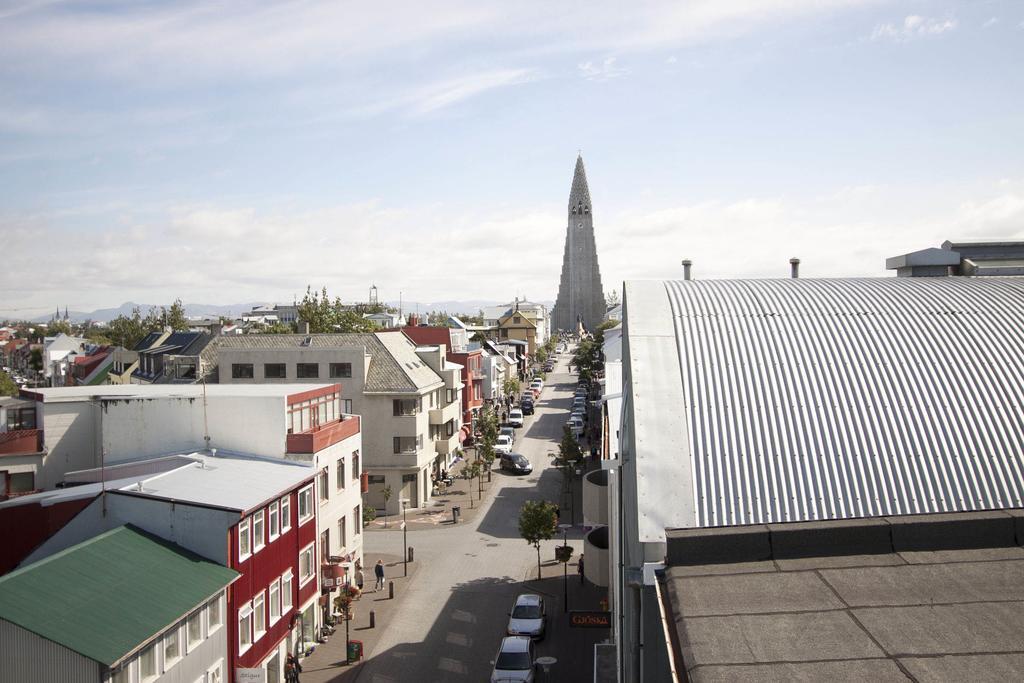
[583, 525, 609, 587]
[582, 468, 609, 527]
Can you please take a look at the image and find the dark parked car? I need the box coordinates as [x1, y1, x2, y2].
[500, 453, 533, 474]
[520, 400, 535, 415]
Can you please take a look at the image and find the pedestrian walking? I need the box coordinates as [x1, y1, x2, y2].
[354, 563, 364, 592]
[578, 554, 585, 585]
[374, 559, 385, 590]
[285, 653, 302, 682]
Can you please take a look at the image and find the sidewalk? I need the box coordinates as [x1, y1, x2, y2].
[364, 449, 503, 531]
[298, 551, 419, 682]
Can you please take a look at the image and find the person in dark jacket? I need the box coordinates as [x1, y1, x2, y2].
[374, 559, 386, 590]
[578, 554, 585, 585]
[285, 653, 302, 682]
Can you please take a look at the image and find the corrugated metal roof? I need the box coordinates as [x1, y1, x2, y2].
[0, 525, 237, 666]
[625, 278, 1024, 539]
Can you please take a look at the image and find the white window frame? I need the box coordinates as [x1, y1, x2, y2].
[318, 469, 329, 503]
[207, 659, 224, 683]
[163, 622, 183, 670]
[207, 594, 223, 634]
[281, 570, 294, 612]
[281, 495, 292, 532]
[298, 542, 315, 587]
[238, 601, 253, 655]
[238, 517, 251, 561]
[253, 509, 265, 553]
[253, 590, 266, 642]
[269, 577, 281, 626]
[186, 607, 204, 650]
[139, 641, 159, 683]
[298, 484, 314, 525]
[268, 501, 280, 541]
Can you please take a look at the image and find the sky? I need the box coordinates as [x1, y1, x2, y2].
[1, 0, 1023, 316]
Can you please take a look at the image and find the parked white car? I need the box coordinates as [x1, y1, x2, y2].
[567, 415, 584, 437]
[495, 435, 514, 455]
[508, 409, 524, 428]
[507, 594, 546, 639]
[490, 636, 536, 683]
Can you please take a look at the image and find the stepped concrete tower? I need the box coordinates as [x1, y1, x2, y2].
[552, 155, 605, 333]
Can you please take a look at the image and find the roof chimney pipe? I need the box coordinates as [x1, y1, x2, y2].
[681, 259, 693, 281]
[789, 258, 801, 279]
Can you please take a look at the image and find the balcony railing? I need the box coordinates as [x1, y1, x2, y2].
[0, 429, 43, 456]
[286, 416, 360, 454]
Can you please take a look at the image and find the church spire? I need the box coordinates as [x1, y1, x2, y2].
[569, 154, 591, 212]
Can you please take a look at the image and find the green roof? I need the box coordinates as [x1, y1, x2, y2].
[0, 525, 237, 666]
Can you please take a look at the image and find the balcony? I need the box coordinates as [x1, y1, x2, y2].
[287, 416, 360, 454]
[429, 400, 460, 426]
[0, 429, 43, 456]
[434, 431, 461, 455]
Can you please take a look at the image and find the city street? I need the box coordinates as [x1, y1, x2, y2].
[304, 349, 607, 682]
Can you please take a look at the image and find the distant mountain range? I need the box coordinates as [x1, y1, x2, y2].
[14, 299, 553, 324]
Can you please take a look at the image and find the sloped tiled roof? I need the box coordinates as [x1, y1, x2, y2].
[204, 332, 442, 393]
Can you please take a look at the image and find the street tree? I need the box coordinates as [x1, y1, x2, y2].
[478, 405, 499, 480]
[519, 500, 559, 580]
[107, 306, 155, 349]
[158, 299, 189, 331]
[46, 320, 73, 336]
[502, 377, 520, 400]
[559, 425, 582, 466]
[297, 286, 376, 333]
[462, 461, 482, 506]
[0, 370, 18, 397]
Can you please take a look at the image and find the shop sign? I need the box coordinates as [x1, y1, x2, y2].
[569, 611, 611, 628]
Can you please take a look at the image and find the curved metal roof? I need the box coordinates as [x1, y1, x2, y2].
[625, 277, 1024, 536]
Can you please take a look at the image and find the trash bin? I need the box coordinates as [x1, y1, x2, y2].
[452, 506, 461, 523]
[347, 639, 363, 662]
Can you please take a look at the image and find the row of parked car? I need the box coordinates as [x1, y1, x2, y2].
[490, 592, 548, 681]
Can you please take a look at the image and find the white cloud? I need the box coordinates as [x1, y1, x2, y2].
[982, 17, 999, 28]
[871, 15, 957, 42]
[578, 57, 628, 82]
[4, 179, 1024, 312]
[408, 69, 540, 115]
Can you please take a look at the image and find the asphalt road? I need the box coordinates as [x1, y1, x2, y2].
[336, 350, 601, 683]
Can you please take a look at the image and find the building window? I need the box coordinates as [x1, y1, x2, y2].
[269, 579, 281, 625]
[268, 501, 280, 540]
[253, 510, 265, 552]
[253, 591, 266, 641]
[296, 363, 319, 378]
[139, 642, 157, 681]
[238, 603, 253, 653]
[299, 543, 315, 587]
[164, 623, 182, 667]
[238, 518, 251, 560]
[208, 595, 222, 632]
[231, 363, 254, 379]
[298, 485, 314, 524]
[330, 362, 352, 378]
[367, 475, 385, 485]
[208, 661, 223, 683]
[282, 571, 294, 612]
[265, 363, 286, 379]
[185, 609, 203, 650]
[392, 399, 418, 416]
[352, 451, 360, 481]
[354, 506, 362, 536]
[281, 496, 292, 532]
[339, 516, 347, 549]
[320, 528, 330, 560]
[112, 665, 130, 683]
[318, 470, 329, 502]
[393, 436, 418, 454]
[336, 459, 346, 490]
[343, 398, 353, 413]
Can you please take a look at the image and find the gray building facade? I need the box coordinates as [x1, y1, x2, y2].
[552, 155, 605, 333]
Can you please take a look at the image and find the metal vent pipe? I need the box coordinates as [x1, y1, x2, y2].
[681, 259, 693, 281]
[790, 258, 801, 279]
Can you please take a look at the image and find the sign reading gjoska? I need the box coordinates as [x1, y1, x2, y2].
[569, 610, 611, 628]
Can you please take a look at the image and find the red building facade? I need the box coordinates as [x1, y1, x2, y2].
[402, 327, 484, 429]
[227, 475, 319, 680]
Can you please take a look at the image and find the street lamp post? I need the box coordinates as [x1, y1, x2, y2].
[400, 498, 409, 577]
[558, 523, 572, 613]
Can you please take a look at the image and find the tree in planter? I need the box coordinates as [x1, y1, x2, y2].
[362, 505, 376, 526]
[478, 405, 499, 482]
[519, 500, 559, 580]
[462, 460, 482, 507]
[381, 485, 393, 528]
